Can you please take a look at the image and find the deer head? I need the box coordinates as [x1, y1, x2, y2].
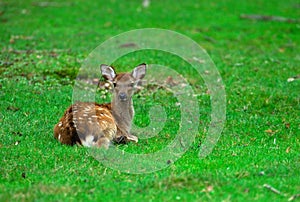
[100, 63, 146, 103]
[100, 63, 146, 143]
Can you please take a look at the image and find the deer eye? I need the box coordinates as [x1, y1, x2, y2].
[129, 83, 135, 87]
[113, 83, 117, 87]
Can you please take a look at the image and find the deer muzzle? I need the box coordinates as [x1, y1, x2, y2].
[118, 92, 127, 101]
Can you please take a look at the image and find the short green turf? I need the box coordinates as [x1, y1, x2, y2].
[0, 0, 299, 201]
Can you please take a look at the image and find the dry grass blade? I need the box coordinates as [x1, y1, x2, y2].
[263, 184, 282, 195]
[288, 194, 300, 201]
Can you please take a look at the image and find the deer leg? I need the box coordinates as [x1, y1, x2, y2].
[126, 133, 138, 143]
[114, 130, 138, 144]
[95, 137, 111, 149]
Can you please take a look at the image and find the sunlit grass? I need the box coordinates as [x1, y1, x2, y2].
[0, 0, 299, 201]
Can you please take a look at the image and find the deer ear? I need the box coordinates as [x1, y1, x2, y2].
[132, 63, 146, 80]
[100, 64, 116, 81]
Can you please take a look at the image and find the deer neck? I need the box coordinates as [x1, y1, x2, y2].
[111, 97, 134, 133]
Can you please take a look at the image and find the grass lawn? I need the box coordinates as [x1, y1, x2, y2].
[0, 0, 299, 201]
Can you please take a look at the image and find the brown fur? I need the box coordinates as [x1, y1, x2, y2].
[53, 102, 116, 147]
[53, 63, 146, 148]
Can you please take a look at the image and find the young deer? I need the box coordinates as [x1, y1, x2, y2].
[53, 63, 146, 148]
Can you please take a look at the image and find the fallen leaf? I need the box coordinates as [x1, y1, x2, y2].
[206, 185, 214, 192]
[165, 76, 178, 87]
[265, 129, 278, 136]
[202, 185, 214, 193]
[264, 129, 273, 133]
[119, 43, 138, 48]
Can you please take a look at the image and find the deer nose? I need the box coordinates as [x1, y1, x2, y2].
[119, 92, 127, 101]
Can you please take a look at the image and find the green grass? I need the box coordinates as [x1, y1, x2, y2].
[1, 0, 299, 201]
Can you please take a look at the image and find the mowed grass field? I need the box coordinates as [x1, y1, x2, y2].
[0, 0, 299, 201]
